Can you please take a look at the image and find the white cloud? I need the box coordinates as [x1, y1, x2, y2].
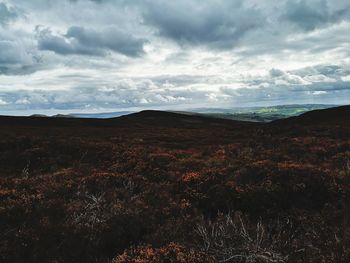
[0, 98, 8, 105]
[312, 91, 327, 95]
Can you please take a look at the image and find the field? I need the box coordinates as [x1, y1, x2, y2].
[1, 106, 350, 262]
[196, 104, 338, 122]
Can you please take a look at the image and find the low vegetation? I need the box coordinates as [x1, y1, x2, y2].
[0, 108, 349, 262]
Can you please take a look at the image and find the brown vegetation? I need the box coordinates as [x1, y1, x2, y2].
[0, 107, 349, 262]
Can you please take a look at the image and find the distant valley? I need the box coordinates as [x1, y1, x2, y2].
[27, 104, 338, 122]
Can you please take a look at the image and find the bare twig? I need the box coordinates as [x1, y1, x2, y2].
[22, 160, 30, 179]
[196, 212, 289, 263]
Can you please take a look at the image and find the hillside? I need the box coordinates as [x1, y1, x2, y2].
[0, 106, 350, 262]
[273, 105, 350, 125]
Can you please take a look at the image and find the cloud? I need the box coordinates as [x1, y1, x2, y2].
[0, 40, 28, 64]
[0, 78, 200, 111]
[269, 68, 309, 85]
[0, 97, 9, 105]
[220, 82, 350, 106]
[248, 64, 350, 91]
[1, 61, 349, 113]
[68, 0, 105, 3]
[282, 0, 350, 31]
[37, 26, 147, 57]
[0, 2, 18, 26]
[218, 62, 350, 105]
[1, 0, 350, 112]
[141, 0, 264, 49]
[0, 33, 38, 75]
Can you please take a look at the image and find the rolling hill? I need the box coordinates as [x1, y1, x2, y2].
[0, 106, 349, 262]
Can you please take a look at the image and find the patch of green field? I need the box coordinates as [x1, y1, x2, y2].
[197, 104, 338, 122]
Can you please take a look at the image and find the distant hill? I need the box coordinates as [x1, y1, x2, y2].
[273, 105, 350, 126]
[0, 109, 250, 129]
[52, 114, 76, 118]
[0, 105, 348, 134]
[30, 114, 48, 118]
[29, 112, 133, 119]
[70, 111, 134, 118]
[9, 104, 340, 122]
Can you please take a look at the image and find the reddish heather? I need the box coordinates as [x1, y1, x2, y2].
[1, 106, 349, 262]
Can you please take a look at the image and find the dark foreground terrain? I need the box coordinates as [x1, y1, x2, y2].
[1, 106, 350, 262]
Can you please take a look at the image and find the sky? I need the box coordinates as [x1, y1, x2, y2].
[0, 0, 350, 115]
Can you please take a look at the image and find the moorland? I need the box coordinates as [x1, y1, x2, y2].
[1, 106, 349, 262]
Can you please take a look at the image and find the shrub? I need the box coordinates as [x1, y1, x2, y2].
[113, 242, 214, 263]
[195, 212, 294, 263]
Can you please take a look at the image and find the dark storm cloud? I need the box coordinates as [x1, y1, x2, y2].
[37, 26, 146, 57]
[283, 0, 350, 31]
[140, 0, 264, 49]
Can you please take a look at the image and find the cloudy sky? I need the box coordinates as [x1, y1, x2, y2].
[0, 0, 350, 115]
